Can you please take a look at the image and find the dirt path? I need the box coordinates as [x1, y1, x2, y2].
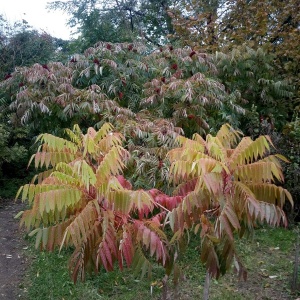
[0, 199, 28, 299]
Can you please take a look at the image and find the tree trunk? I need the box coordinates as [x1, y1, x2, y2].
[161, 275, 168, 300]
[203, 271, 210, 300]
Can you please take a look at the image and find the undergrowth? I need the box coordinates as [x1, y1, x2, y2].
[23, 226, 298, 300]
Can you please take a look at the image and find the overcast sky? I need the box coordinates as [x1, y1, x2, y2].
[0, 0, 75, 40]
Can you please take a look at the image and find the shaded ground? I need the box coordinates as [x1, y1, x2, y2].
[0, 198, 28, 299]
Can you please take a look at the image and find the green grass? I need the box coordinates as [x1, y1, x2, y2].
[22, 226, 298, 300]
[23, 247, 165, 300]
[207, 226, 297, 300]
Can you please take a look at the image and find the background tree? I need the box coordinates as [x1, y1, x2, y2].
[169, 0, 224, 50]
[221, 0, 300, 101]
[72, 8, 136, 51]
[48, 0, 300, 97]
[1, 42, 244, 134]
[215, 45, 294, 134]
[0, 112, 29, 198]
[169, 0, 300, 101]
[48, 0, 176, 48]
[0, 15, 73, 197]
[0, 17, 53, 78]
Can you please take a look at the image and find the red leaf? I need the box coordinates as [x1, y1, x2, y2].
[105, 229, 117, 257]
[189, 51, 196, 58]
[151, 212, 166, 224]
[175, 179, 197, 196]
[93, 58, 100, 65]
[116, 175, 132, 189]
[42, 64, 49, 71]
[118, 92, 124, 99]
[171, 63, 178, 70]
[99, 246, 108, 271]
[4, 74, 12, 80]
[142, 227, 151, 249]
[150, 189, 183, 211]
[150, 231, 157, 257]
[103, 241, 113, 270]
[225, 204, 240, 230]
[121, 231, 133, 267]
[220, 215, 233, 240]
[207, 248, 220, 278]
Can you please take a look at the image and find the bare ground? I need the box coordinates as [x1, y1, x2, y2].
[0, 199, 28, 299]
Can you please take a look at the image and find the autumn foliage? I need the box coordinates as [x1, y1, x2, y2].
[0, 2, 298, 294]
[16, 123, 176, 282]
[16, 122, 292, 283]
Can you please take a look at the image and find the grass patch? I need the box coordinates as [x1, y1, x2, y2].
[23, 226, 298, 300]
[207, 226, 297, 300]
[24, 246, 165, 300]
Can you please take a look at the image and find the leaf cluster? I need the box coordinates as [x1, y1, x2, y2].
[17, 122, 293, 284]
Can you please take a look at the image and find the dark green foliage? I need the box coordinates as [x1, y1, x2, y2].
[0, 15, 72, 79]
[0, 21, 52, 77]
[0, 124, 27, 173]
[48, 0, 175, 48]
[68, 8, 137, 52]
[0, 121, 31, 198]
[280, 115, 300, 221]
[215, 46, 294, 133]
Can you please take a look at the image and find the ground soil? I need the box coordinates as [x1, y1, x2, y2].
[0, 198, 28, 299]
